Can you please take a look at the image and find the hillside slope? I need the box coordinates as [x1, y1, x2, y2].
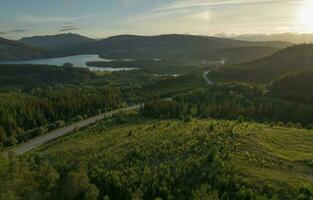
[211, 44, 313, 82]
[93, 34, 289, 59]
[270, 70, 313, 104]
[2, 115, 311, 199]
[0, 37, 48, 61]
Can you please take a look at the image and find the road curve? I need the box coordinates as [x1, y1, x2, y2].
[203, 70, 213, 85]
[8, 104, 143, 156]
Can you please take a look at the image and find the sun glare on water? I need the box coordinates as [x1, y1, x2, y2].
[298, 0, 313, 31]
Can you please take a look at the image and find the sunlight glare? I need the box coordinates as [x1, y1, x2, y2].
[298, 0, 313, 31]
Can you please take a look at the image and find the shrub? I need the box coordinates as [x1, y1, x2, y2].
[308, 160, 313, 170]
[55, 120, 66, 128]
[184, 115, 193, 123]
[5, 136, 18, 146]
[296, 184, 313, 200]
[306, 124, 313, 130]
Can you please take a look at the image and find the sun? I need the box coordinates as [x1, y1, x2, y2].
[298, 0, 313, 31]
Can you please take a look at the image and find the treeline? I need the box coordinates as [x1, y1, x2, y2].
[142, 82, 313, 127]
[0, 86, 122, 147]
[87, 59, 199, 74]
[112, 70, 206, 103]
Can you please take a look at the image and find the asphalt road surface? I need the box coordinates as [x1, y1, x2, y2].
[9, 104, 143, 155]
[203, 70, 213, 85]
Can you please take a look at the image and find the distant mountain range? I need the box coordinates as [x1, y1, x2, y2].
[212, 44, 313, 82]
[60, 34, 291, 63]
[0, 37, 49, 61]
[220, 33, 313, 44]
[19, 33, 95, 49]
[0, 33, 292, 62]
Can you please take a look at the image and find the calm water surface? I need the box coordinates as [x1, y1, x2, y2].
[0, 55, 136, 72]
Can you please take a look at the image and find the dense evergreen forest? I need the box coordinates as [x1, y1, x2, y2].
[0, 65, 123, 147]
[0, 64, 93, 89]
[0, 87, 122, 147]
[0, 64, 208, 148]
[142, 81, 313, 127]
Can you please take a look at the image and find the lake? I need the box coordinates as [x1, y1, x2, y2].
[0, 54, 137, 72]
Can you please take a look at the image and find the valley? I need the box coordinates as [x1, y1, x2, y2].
[0, 33, 313, 200]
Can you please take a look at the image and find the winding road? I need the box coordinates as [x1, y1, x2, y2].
[203, 70, 213, 85]
[8, 104, 143, 155]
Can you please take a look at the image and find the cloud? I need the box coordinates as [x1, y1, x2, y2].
[18, 14, 94, 23]
[62, 25, 76, 29]
[120, 0, 303, 35]
[0, 29, 29, 35]
[10, 29, 29, 33]
[152, 0, 299, 12]
[124, 8, 189, 23]
[58, 23, 80, 32]
[59, 27, 80, 32]
[63, 22, 75, 25]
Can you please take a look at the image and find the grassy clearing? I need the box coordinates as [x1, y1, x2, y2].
[27, 114, 313, 199]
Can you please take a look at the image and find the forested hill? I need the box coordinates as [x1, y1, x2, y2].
[45, 34, 290, 61]
[0, 37, 49, 61]
[270, 69, 313, 105]
[19, 33, 95, 49]
[0, 64, 121, 147]
[91, 34, 290, 58]
[211, 44, 313, 82]
[95, 34, 290, 50]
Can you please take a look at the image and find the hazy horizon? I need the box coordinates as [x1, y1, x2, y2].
[1, 0, 313, 40]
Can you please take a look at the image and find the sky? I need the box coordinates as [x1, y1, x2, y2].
[1, 0, 313, 40]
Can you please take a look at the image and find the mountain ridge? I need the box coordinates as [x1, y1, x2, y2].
[1, 33, 292, 63]
[19, 33, 95, 49]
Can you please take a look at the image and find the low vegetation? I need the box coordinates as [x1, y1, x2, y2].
[1, 113, 312, 199]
